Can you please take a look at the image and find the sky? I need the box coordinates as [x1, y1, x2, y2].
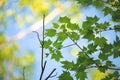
[2, 0, 120, 80]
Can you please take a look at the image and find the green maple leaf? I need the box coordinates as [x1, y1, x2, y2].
[57, 32, 67, 41]
[61, 61, 74, 70]
[70, 32, 80, 40]
[94, 37, 107, 47]
[53, 41, 63, 49]
[87, 43, 97, 54]
[44, 39, 52, 49]
[59, 16, 70, 23]
[51, 50, 63, 61]
[58, 71, 73, 80]
[45, 29, 56, 37]
[53, 23, 59, 28]
[67, 23, 79, 30]
[98, 52, 108, 61]
[83, 30, 95, 41]
[95, 22, 109, 30]
[103, 7, 112, 16]
[75, 71, 87, 80]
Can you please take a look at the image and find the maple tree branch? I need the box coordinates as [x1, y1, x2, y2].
[40, 61, 47, 80]
[39, 14, 45, 80]
[50, 73, 57, 78]
[65, 33, 100, 68]
[45, 68, 56, 80]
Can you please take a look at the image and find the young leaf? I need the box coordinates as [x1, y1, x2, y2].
[87, 43, 97, 54]
[45, 29, 56, 37]
[51, 50, 63, 61]
[98, 53, 108, 61]
[75, 71, 87, 80]
[94, 37, 107, 47]
[102, 7, 112, 16]
[53, 41, 63, 49]
[59, 71, 73, 80]
[59, 16, 70, 23]
[53, 23, 59, 28]
[67, 23, 79, 30]
[57, 32, 67, 41]
[44, 39, 52, 49]
[70, 32, 80, 40]
[61, 61, 74, 70]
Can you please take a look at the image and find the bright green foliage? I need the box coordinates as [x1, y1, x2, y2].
[113, 36, 120, 58]
[53, 41, 63, 49]
[112, 9, 120, 22]
[43, 0, 120, 80]
[94, 37, 107, 47]
[103, 7, 113, 16]
[44, 39, 52, 49]
[98, 52, 109, 61]
[45, 29, 56, 37]
[53, 23, 59, 28]
[59, 16, 70, 23]
[61, 61, 74, 70]
[87, 43, 97, 54]
[58, 71, 73, 80]
[67, 23, 79, 30]
[96, 22, 109, 30]
[51, 50, 63, 61]
[70, 32, 79, 40]
[57, 32, 67, 41]
[75, 71, 87, 80]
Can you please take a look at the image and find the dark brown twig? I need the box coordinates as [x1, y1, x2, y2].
[40, 61, 47, 80]
[45, 68, 56, 80]
[65, 33, 100, 68]
[60, 43, 75, 49]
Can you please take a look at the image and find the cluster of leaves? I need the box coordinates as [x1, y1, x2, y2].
[44, 0, 120, 79]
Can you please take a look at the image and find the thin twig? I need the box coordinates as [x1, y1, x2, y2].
[50, 73, 57, 78]
[39, 14, 46, 80]
[40, 61, 47, 80]
[65, 33, 100, 68]
[60, 43, 75, 49]
[41, 14, 45, 68]
[45, 68, 56, 80]
[33, 31, 42, 45]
